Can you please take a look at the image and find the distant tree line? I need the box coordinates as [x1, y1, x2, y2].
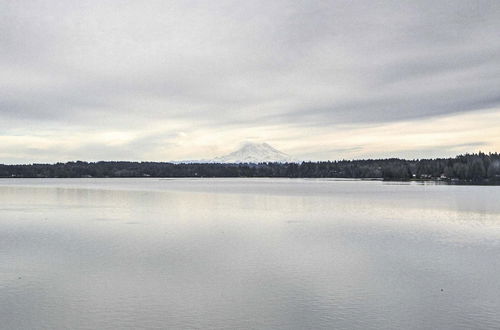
[1, 152, 499, 183]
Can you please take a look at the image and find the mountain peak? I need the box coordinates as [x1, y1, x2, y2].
[212, 142, 293, 163]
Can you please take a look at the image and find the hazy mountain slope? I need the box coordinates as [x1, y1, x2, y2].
[212, 142, 294, 163]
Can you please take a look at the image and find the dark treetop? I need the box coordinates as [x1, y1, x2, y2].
[1, 152, 499, 183]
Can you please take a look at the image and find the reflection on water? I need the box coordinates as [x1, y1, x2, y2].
[1, 178, 500, 329]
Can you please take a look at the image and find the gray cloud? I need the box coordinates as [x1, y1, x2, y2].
[1, 0, 500, 161]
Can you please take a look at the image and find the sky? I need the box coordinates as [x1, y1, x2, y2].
[1, 0, 500, 163]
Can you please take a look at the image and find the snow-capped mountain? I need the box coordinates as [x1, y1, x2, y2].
[212, 142, 294, 163]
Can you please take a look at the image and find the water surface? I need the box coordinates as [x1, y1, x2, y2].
[1, 178, 499, 329]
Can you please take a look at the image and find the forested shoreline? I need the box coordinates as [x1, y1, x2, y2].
[1, 152, 499, 183]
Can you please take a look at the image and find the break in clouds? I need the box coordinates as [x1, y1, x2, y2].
[1, 0, 500, 163]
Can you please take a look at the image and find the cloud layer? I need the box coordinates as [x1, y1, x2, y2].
[1, 0, 500, 163]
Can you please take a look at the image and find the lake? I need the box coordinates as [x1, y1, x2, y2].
[1, 178, 499, 329]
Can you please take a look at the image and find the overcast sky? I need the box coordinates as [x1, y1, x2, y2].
[1, 0, 500, 163]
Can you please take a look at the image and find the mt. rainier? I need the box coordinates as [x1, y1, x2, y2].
[211, 142, 294, 163]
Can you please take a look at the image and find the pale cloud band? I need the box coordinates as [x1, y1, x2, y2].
[1, 1, 499, 163]
[1, 107, 499, 163]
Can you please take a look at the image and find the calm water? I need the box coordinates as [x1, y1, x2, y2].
[1, 178, 499, 329]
